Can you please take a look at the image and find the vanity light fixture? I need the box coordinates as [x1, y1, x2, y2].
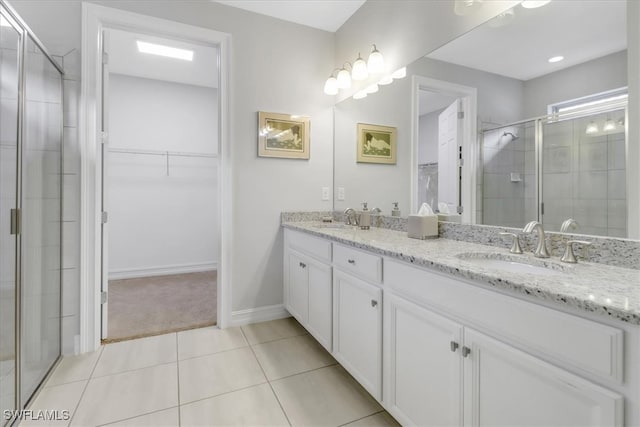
[353, 90, 368, 100]
[366, 84, 379, 94]
[585, 121, 599, 135]
[392, 67, 407, 79]
[352, 54, 368, 81]
[137, 41, 194, 61]
[521, 0, 551, 8]
[603, 118, 616, 131]
[367, 44, 385, 74]
[323, 73, 339, 95]
[336, 64, 352, 89]
[548, 55, 564, 63]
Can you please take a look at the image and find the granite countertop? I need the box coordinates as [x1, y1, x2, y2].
[283, 221, 640, 325]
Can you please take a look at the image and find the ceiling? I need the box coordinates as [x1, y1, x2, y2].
[108, 29, 219, 88]
[428, 0, 627, 81]
[419, 90, 458, 116]
[214, 0, 366, 32]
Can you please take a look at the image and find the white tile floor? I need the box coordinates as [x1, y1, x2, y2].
[20, 318, 399, 427]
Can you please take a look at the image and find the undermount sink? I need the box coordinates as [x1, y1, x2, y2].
[456, 253, 569, 276]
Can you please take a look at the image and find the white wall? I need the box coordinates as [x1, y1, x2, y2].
[523, 50, 627, 118]
[418, 110, 441, 165]
[107, 74, 218, 278]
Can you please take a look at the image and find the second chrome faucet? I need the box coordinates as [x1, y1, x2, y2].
[522, 221, 550, 258]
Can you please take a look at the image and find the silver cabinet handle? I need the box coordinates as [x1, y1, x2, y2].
[371, 300, 378, 307]
[299, 262, 306, 268]
[462, 346, 471, 357]
[450, 341, 459, 352]
[348, 259, 356, 264]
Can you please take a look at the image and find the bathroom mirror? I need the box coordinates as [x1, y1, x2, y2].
[333, 0, 633, 239]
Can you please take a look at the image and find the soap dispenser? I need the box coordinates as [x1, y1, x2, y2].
[360, 202, 371, 230]
[392, 202, 401, 217]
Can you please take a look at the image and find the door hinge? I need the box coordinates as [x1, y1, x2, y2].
[10, 208, 20, 235]
[100, 131, 109, 144]
[457, 111, 464, 119]
[101, 211, 108, 224]
[457, 158, 464, 167]
[457, 205, 464, 214]
[101, 291, 108, 304]
[102, 52, 109, 65]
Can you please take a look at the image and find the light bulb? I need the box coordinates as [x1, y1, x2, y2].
[353, 90, 368, 100]
[378, 75, 393, 85]
[548, 56, 564, 63]
[521, 0, 551, 8]
[336, 68, 351, 89]
[603, 119, 615, 132]
[352, 54, 368, 81]
[367, 45, 385, 74]
[323, 76, 338, 95]
[366, 84, 379, 94]
[391, 67, 406, 79]
[585, 121, 598, 135]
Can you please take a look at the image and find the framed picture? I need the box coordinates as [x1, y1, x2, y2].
[258, 112, 310, 159]
[356, 123, 397, 164]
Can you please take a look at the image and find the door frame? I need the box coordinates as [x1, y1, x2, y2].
[80, 3, 232, 352]
[410, 76, 477, 222]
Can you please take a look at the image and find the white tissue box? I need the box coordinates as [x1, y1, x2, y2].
[408, 215, 438, 239]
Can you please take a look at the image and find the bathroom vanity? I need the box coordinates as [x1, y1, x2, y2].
[282, 219, 640, 426]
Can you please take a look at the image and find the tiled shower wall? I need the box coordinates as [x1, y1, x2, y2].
[61, 49, 80, 354]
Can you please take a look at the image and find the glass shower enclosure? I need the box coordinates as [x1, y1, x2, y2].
[480, 100, 628, 238]
[0, 1, 63, 424]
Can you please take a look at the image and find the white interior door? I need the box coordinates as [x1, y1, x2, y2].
[100, 30, 110, 339]
[438, 99, 462, 214]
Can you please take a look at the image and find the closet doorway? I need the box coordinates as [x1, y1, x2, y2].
[100, 28, 220, 342]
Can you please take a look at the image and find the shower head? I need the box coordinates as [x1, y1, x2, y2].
[503, 131, 519, 140]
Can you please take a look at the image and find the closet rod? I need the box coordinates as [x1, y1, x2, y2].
[108, 148, 218, 158]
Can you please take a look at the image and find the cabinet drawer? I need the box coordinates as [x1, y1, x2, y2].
[384, 259, 624, 384]
[286, 229, 332, 262]
[334, 244, 382, 283]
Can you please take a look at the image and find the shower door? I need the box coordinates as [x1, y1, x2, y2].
[0, 9, 20, 422]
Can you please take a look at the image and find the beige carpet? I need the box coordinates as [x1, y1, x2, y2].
[106, 271, 217, 343]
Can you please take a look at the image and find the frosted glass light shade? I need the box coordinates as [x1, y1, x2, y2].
[391, 67, 406, 79]
[336, 68, 352, 89]
[352, 55, 368, 80]
[367, 45, 385, 74]
[324, 76, 338, 95]
[585, 121, 598, 134]
[603, 119, 616, 131]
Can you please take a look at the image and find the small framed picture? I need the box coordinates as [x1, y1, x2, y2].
[356, 123, 397, 164]
[258, 112, 310, 159]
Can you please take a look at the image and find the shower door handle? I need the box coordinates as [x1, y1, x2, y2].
[10, 209, 20, 235]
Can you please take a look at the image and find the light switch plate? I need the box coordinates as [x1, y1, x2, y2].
[338, 187, 345, 201]
[322, 187, 330, 201]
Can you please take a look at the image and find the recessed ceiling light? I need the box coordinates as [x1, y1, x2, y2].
[136, 41, 194, 61]
[521, 0, 551, 9]
[548, 55, 564, 63]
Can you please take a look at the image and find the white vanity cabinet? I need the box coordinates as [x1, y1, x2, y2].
[333, 268, 383, 400]
[284, 230, 333, 351]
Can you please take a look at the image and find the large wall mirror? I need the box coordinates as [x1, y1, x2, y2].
[333, 0, 634, 239]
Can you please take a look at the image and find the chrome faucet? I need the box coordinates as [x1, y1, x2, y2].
[560, 218, 579, 233]
[343, 208, 358, 226]
[522, 221, 550, 258]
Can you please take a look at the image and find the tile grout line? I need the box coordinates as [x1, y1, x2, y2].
[337, 409, 386, 427]
[94, 406, 180, 427]
[67, 346, 105, 426]
[178, 380, 270, 408]
[241, 327, 293, 427]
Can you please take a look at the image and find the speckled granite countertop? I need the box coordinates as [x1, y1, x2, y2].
[283, 221, 640, 325]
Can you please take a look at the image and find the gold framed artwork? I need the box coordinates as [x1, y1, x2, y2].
[258, 112, 310, 159]
[356, 123, 397, 164]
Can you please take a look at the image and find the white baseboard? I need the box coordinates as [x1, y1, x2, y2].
[109, 262, 217, 280]
[229, 304, 290, 327]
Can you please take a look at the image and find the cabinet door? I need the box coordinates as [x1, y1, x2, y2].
[384, 293, 463, 426]
[463, 329, 623, 427]
[287, 251, 309, 324]
[307, 261, 332, 351]
[333, 269, 382, 400]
